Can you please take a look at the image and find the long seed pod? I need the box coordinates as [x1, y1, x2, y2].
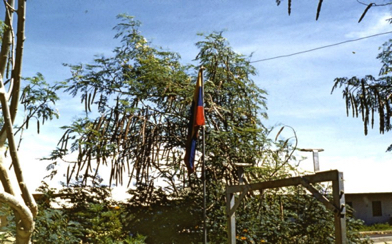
[316, 0, 323, 20]
[360, 96, 365, 122]
[84, 93, 88, 112]
[350, 95, 355, 117]
[66, 165, 71, 184]
[358, 3, 374, 23]
[371, 108, 375, 129]
[87, 93, 92, 112]
[387, 102, 391, 130]
[345, 87, 350, 117]
[379, 101, 385, 134]
[91, 86, 97, 105]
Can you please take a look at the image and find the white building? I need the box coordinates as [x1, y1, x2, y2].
[346, 192, 392, 225]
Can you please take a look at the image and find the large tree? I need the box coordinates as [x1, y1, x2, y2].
[47, 14, 269, 206]
[43, 15, 371, 243]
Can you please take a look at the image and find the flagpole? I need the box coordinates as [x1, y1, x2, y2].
[202, 124, 207, 243]
[201, 66, 207, 244]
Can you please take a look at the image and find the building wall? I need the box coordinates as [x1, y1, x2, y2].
[346, 193, 392, 225]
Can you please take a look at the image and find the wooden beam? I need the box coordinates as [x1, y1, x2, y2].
[227, 170, 340, 194]
[299, 177, 337, 212]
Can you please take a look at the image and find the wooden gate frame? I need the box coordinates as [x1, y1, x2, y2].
[226, 170, 346, 243]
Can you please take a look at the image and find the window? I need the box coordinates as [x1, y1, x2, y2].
[372, 201, 382, 217]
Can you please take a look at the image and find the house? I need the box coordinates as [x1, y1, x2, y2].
[345, 192, 392, 225]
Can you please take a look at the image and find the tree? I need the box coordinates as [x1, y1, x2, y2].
[331, 38, 392, 151]
[44, 15, 370, 243]
[0, 1, 61, 243]
[0, 1, 37, 243]
[47, 13, 268, 205]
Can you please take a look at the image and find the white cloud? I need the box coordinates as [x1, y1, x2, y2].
[345, 12, 391, 39]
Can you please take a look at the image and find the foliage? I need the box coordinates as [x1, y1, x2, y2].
[360, 222, 392, 231]
[124, 187, 202, 243]
[332, 39, 392, 151]
[33, 208, 83, 243]
[18, 73, 63, 133]
[51, 178, 130, 243]
[39, 15, 370, 243]
[47, 14, 191, 191]
[0, 183, 83, 243]
[1, 181, 147, 244]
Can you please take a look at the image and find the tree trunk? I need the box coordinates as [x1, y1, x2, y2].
[0, 192, 34, 244]
[0, 1, 37, 243]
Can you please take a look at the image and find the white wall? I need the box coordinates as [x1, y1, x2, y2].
[346, 193, 392, 225]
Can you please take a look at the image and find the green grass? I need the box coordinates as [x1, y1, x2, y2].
[359, 223, 392, 232]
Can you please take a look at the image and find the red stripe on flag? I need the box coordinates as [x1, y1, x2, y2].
[195, 106, 205, 126]
[184, 68, 205, 174]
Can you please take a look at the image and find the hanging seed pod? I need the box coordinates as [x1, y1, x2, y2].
[360, 97, 365, 122]
[345, 88, 350, 117]
[316, 0, 324, 20]
[386, 102, 391, 130]
[371, 108, 374, 129]
[350, 95, 355, 117]
[358, 3, 374, 23]
[91, 87, 97, 105]
[354, 97, 359, 118]
[379, 103, 385, 134]
[84, 93, 88, 112]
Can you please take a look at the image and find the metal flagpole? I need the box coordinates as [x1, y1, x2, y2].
[202, 124, 207, 243]
[201, 67, 207, 244]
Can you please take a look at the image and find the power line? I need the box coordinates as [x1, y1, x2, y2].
[250, 30, 392, 63]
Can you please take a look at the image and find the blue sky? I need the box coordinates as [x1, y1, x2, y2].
[6, 1, 392, 194]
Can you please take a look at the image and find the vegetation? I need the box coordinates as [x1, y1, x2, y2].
[360, 222, 392, 232]
[0, 1, 62, 243]
[25, 15, 370, 243]
[332, 38, 392, 152]
[0, 181, 370, 243]
[0, 181, 147, 243]
[0, 0, 385, 242]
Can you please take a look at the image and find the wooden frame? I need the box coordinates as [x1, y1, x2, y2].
[226, 170, 346, 243]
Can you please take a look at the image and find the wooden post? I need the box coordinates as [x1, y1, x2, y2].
[312, 150, 320, 172]
[234, 163, 252, 184]
[298, 148, 324, 172]
[226, 191, 236, 244]
[333, 171, 347, 244]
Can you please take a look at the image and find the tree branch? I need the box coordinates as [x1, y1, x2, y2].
[0, 191, 34, 243]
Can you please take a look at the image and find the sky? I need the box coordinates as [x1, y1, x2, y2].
[2, 0, 392, 195]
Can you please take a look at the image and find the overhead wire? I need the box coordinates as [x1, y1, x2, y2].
[250, 30, 392, 63]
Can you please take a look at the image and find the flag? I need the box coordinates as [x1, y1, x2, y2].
[184, 68, 205, 173]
